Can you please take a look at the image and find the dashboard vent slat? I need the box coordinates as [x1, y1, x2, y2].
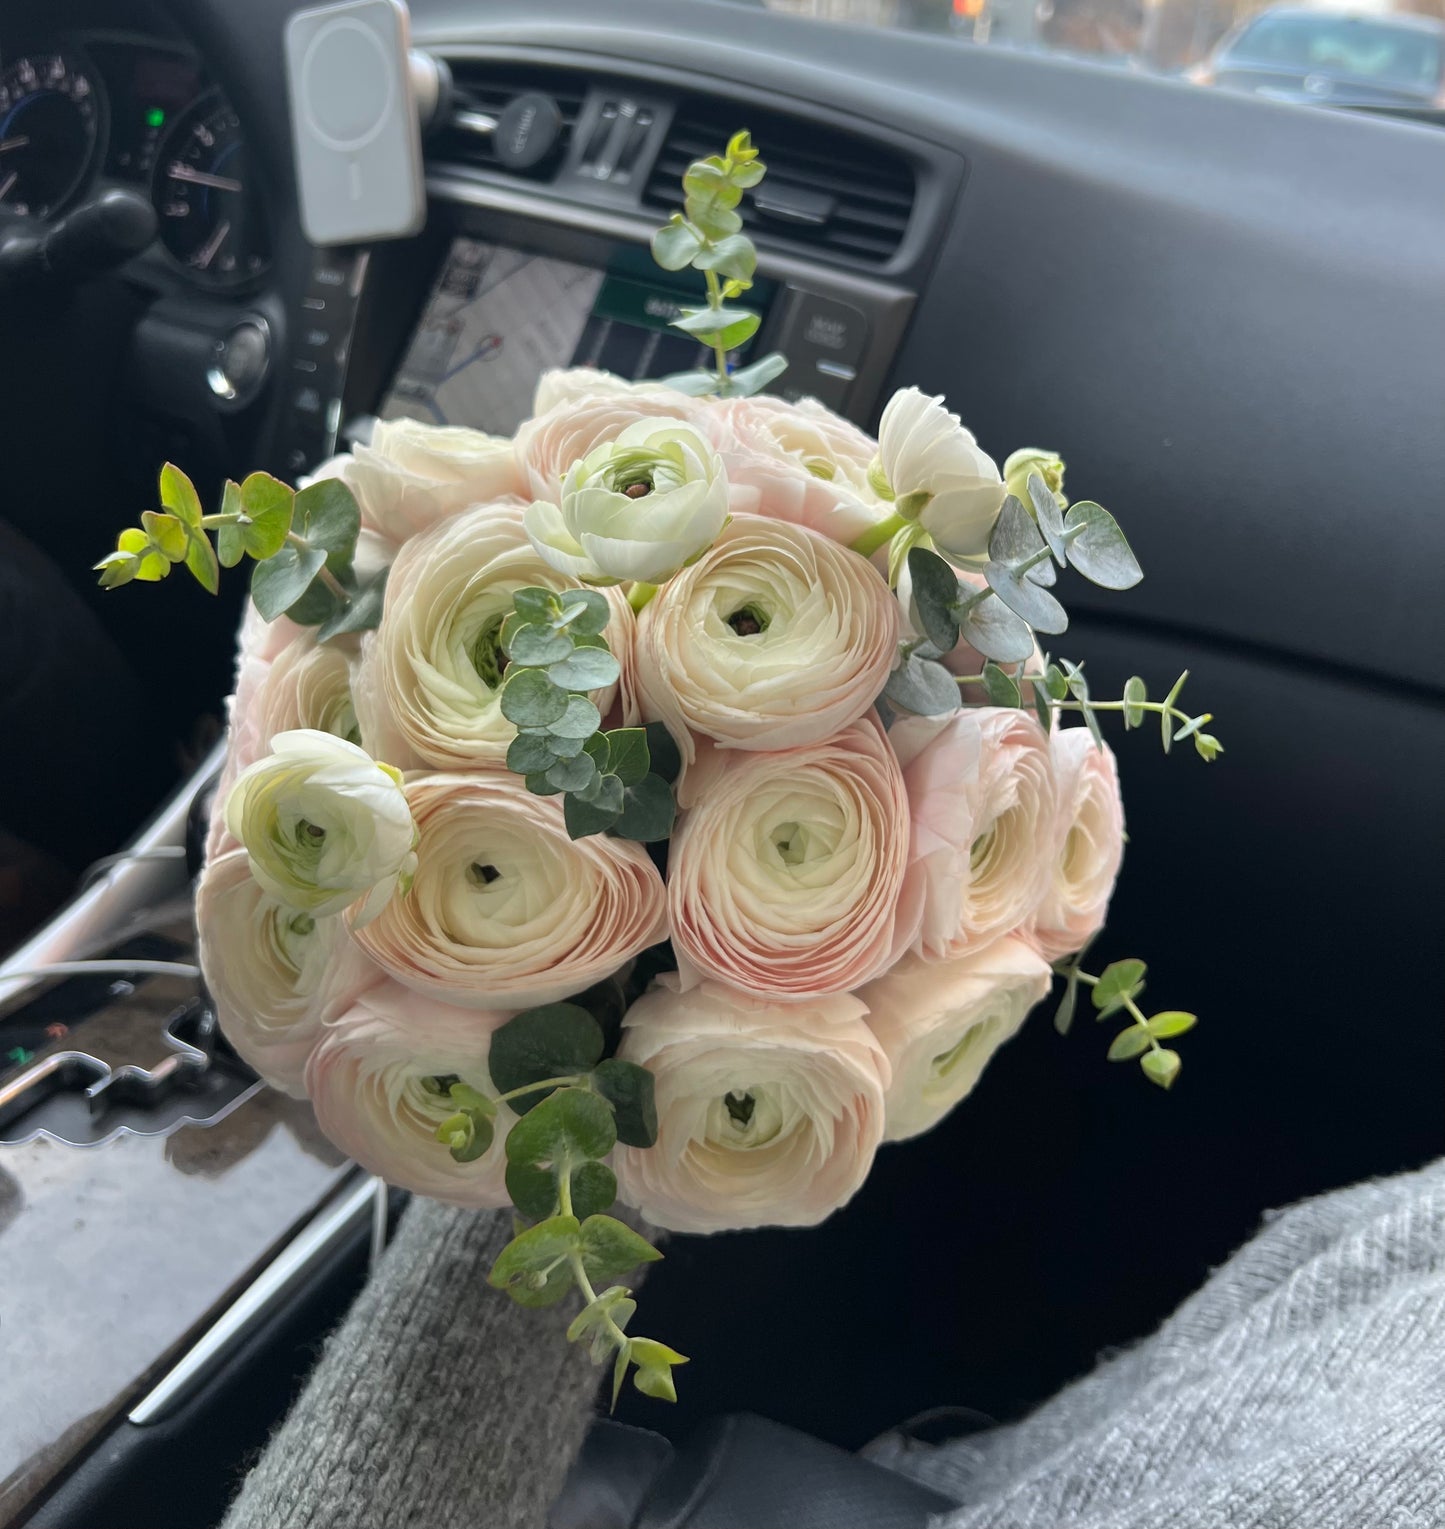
[644, 101, 915, 268]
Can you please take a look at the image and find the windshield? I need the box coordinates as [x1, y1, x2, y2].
[714, 1, 1445, 110]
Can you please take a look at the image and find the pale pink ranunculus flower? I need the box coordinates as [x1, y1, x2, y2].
[611, 975, 889, 1233]
[532, 366, 703, 418]
[857, 938, 1051, 1141]
[668, 716, 915, 1001]
[892, 706, 1057, 962]
[351, 501, 632, 771]
[635, 515, 898, 788]
[352, 772, 668, 1010]
[701, 393, 892, 545]
[306, 417, 523, 552]
[513, 388, 709, 503]
[1025, 727, 1125, 962]
[197, 849, 381, 1096]
[306, 980, 516, 1207]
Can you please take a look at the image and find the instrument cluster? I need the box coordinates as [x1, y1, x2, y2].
[0, 34, 269, 288]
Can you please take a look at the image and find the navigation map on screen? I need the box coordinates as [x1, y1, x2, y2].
[380, 240, 605, 437]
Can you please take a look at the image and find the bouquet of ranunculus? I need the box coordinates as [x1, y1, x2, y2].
[98, 133, 1219, 1405]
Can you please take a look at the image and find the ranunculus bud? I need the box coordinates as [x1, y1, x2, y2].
[524, 419, 729, 585]
[858, 939, 1050, 1141]
[309, 417, 523, 551]
[668, 716, 915, 1000]
[1003, 447, 1067, 520]
[892, 707, 1057, 961]
[353, 501, 632, 771]
[701, 393, 892, 545]
[224, 730, 417, 925]
[306, 981, 516, 1207]
[611, 976, 889, 1233]
[1026, 728, 1125, 962]
[197, 849, 380, 1095]
[351, 772, 668, 1009]
[635, 514, 898, 779]
[877, 387, 1005, 568]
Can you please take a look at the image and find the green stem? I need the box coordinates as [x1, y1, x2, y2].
[558, 1164, 632, 1354]
[494, 1074, 585, 1107]
[850, 511, 910, 559]
[953, 671, 1204, 735]
[1122, 994, 1162, 1053]
[703, 268, 731, 386]
[627, 582, 659, 614]
[286, 532, 349, 602]
[199, 513, 242, 529]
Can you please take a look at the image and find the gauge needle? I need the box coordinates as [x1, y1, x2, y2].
[168, 162, 243, 194]
[0, 172, 16, 201]
[0, 136, 30, 153]
[194, 219, 231, 270]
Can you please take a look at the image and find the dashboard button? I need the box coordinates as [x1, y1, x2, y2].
[781, 292, 869, 368]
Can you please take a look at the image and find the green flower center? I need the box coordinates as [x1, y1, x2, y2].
[726, 603, 770, 637]
[469, 615, 509, 690]
[724, 1091, 755, 1128]
[467, 862, 501, 887]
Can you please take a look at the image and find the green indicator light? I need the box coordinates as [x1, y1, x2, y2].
[145, 107, 165, 128]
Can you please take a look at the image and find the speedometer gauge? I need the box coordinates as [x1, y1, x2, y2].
[0, 52, 101, 218]
[153, 92, 269, 287]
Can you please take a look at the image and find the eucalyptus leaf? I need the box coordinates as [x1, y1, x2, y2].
[251, 543, 326, 621]
[488, 1004, 604, 1103]
[613, 774, 676, 843]
[237, 472, 295, 560]
[1161, 671, 1189, 755]
[184, 528, 221, 595]
[505, 1161, 559, 1222]
[651, 216, 704, 271]
[982, 661, 1022, 708]
[564, 789, 622, 840]
[215, 479, 246, 567]
[507, 731, 560, 775]
[1141, 1047, 1182, 1089]
[884, 654, 961, 716]
[158, 461, 203, 528]
[549, 645, 621, 692]
[487, 1214, 580, 1306]
[984, 561, 1068, 634]
[1092, 958, 1147, 1019]
[504, 1087, 617, 1168]
[1106, 1027, 1153, 1062]
[1028, 471, 1067, 562]
[501, 668, 570, 727]
[604, 728, 650, 788]
[593, 1058, 658, 1148]
[555, 589, 611, 637]
[694, 233, 757, 280]
[1123, 675, 1148, 729]
[315, 567, 388, 642]
[509, 624, 574, 667]
[546, 753, 599, 794]
[547, 694, 603, 741]
[1055, 972, 1080, 1035]
[579, 772, 625, 815]
[1146, 1011, 1197, 1039]
[663, 370, 722, 397]
[294, 478, 360, 575]
[512, 587, 557, 624]
[578, 1215, 664, 1283]
[643, 723, 683, 785]
[724, 351, 788, 397]
[671, 303, 756, 338]
[988, 495, 1047, 567]
[571, 1160, 619, 1220]
[526, 771, 563, 796]
[907, 547, 962, 653]
[956, 591, 1036, 663]
[1063, 500, 1143, 590]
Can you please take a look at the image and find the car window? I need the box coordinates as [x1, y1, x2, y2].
[711, 1, 1445, 113]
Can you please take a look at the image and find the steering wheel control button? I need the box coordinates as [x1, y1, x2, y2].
[207, 316, 270, 408]
[284, 0, 425, 246]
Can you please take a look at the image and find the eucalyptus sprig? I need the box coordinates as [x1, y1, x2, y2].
[496, 586, 678, 842]
[438, 1000, 687, 1405]
[1052, 952, 1197, 1090]
[650, 130, 787, 399]
[94, 462, 384, 643]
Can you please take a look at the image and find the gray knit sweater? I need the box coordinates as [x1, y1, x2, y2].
[225, 1159, 1445, 1529]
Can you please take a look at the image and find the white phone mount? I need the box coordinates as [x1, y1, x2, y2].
[283, 0, 427, 246]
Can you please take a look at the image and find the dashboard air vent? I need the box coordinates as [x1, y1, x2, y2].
[644, 101, 915, 267]
[433, 62, 587, 177]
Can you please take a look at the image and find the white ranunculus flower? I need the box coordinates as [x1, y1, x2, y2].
[877, 387, 1006, 568]
[306, 981, 516, 1207]
[524, 419, 729, 585]
[352, 772, 668, 1010]
[514, 388, 708, 503]
[224, 730, 417, 924]
[251, 636, 361, 749]
[611, 976, 889, 1233]
[307, 417, 523, 551]
[352, 501, 632, 771]
[702, 393, 892, 545]
[1027, 728, 1126, 962]
[635, 514, 898, 780]
[197, 850, 380, 1096]
[857, 939, 1051, 1141]
[668, 717, 915, 999]
[892, 707, 1057, 961]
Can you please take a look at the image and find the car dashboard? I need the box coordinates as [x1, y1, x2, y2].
[1, 1, 1442, 1525]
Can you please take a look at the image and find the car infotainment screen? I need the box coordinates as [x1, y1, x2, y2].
[379, 237, 766, 436]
